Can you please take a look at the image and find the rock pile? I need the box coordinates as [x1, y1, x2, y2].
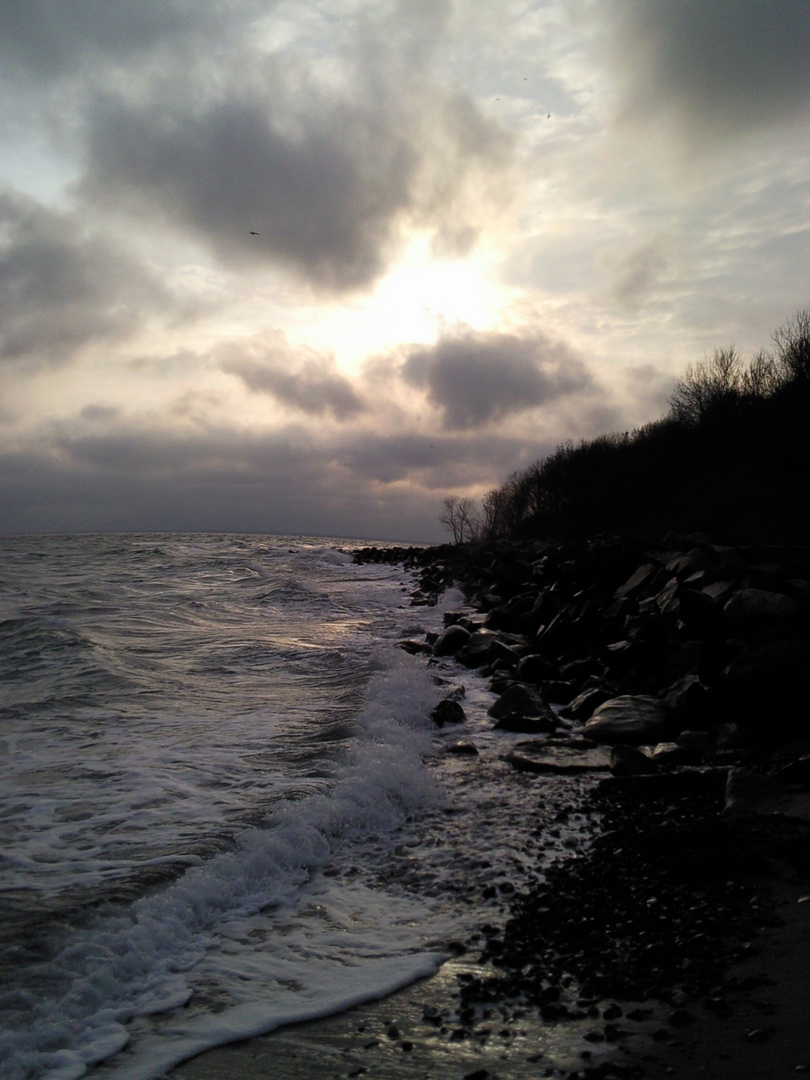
[359, 532, 810, 762]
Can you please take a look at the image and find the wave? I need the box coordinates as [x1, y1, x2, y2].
[0, 649, 448, 1080]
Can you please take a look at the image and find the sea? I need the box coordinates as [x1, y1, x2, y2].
[0, 533, 593, 1080]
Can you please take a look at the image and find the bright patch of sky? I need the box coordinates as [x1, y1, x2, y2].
[1, 0, 809, 540]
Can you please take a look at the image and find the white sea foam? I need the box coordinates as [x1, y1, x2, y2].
[0, 539, 454, 1080]
[1, 536, 594, 1080]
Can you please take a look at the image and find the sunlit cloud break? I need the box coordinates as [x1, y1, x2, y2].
[1, 0, 809, 540]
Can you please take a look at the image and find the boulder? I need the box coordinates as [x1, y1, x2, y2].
[446, 740, 479, 756]
[613, 562, 663, 600]
[677, 729, 713, 754]
[397, 639, 433, 656]
[504, 737, 611, 775]
[644, 741, 696, 766]
[456, 629, 524, 669]
[665, 547, 712, 579]
[678, 589, 720, 635]
[515, 653, 558, 684]
[539, 679, 577, 705]
[562, 685, 614, 721]
[724, 767, 810, 822]
[488, 683, 558, 734]
[609, 745, 659, 776]
[723, 587, 799, 634]
[767, 740, 810, 786]
[662, 674, 710, 728]
[584, 695, 671, 746]
[433, 624, 471, 657]
[431, 698, 467, 728]
[718, 637, 810, 742]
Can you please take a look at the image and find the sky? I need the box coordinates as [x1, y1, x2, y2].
[1, 1, 809, 542]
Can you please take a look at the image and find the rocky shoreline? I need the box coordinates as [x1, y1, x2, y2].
[350, 532, 810, 1077]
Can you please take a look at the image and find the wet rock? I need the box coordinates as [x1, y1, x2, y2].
[515, 653, 559, 684]
[645, 741, 695, 766]
[457, 629, 525, 669]
[433, 624, 471, 657]
[585, 695, 671, 746]
[609, 745, 658, 777]
[431, 698, 467, 727]
[724, 767, 810, 821]
[666, 547, 713, 579]
[719, 637, 810, 743]
[541, 679, 578, 705]
[562, 685, 614, 721]
[446, 740, 479, 756]
[662, 674, 709, 728]
[614, 563, 663, 600]
[678, 588, 721, 635]
[397, 638, 433, 655]
[723, 587, 799, 632]
[488, 683, 558, 734]
[677, 729, 713, 754]
[504, 738, 611, 775]
[768, 741, 810, 786]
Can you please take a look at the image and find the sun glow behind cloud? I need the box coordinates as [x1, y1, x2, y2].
[1, 0, 809, 540]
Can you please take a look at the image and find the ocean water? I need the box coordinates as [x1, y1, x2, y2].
[0, 533, 592, 1080]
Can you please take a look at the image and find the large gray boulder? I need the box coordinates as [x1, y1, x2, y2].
[584, 695, 671, 746]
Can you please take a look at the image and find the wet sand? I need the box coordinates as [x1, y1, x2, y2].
[170, 812, 810, 1080]
[170, 884, 809, 1080]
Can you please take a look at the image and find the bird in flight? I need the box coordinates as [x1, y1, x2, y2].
[249, 230, 260, 236]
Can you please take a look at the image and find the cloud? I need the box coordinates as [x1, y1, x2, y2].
[603, 0, 810, 144]
[598, 237, 671, 310]
[75, 18, 513, 291]
[0, 413, 538, 541]
[401, 325, 595, 429]
[0, 189, 174, 365]
[80, 404, 121, 422]
[0, 0, 233, 81]
[336, 430, 536, 487]
[221, 332, 366, 421]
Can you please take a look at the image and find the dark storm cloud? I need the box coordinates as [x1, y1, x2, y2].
[605, 0, 810, 141]
[336, 430, 534, 486]
[0, 417, 535, 540]
[69, 0, 513, 293]
[221, 335, 366, 421]
[79, 80, 511, 291]
[401, 326, 595, 430]
[0, 190, 173, 364]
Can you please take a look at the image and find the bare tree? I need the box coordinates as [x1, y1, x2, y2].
[439, 495, 480, 543]
[742, 349, 781, 398]
[668, 346, 744, 424]
[772, 309, 810, 384]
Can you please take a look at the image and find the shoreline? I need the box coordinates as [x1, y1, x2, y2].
[170, 775, 810, 1080]
[172, 533, 810, 1079]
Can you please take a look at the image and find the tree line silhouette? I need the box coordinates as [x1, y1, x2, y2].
[443, 309, 810, 545]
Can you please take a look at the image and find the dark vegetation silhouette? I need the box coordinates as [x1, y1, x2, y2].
[446, 310, 810, 545]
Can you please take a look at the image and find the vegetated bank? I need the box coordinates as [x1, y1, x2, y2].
[456, 309, 810, 546]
